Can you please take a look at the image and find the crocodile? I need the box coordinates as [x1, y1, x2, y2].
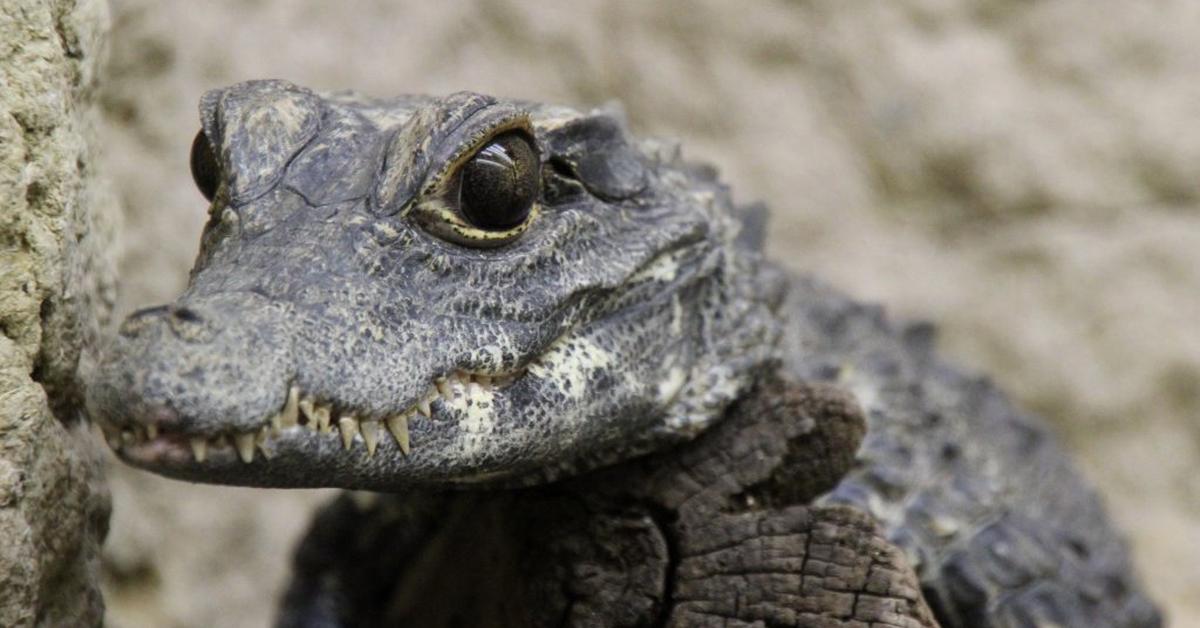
[85, 79, 1161, 627]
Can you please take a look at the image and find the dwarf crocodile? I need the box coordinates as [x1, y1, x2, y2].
[85, 80, 1161, 627]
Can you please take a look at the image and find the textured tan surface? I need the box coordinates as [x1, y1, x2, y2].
[97, 1, 1198, 626]
[0, 0, 117, 625]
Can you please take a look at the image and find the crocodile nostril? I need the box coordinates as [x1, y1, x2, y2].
[118, 304, 210, 340]
[119, 305, 171, 337]
[171, 306, 203, 323]
[128, 305, 170, 321]
[165, 304, 215, 343]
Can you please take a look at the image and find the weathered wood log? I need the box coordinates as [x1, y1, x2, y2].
[278, 377, 938, 627]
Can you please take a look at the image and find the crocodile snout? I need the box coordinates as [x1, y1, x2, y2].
[120, 303, 219, 344]
[86, 291, 295, 449]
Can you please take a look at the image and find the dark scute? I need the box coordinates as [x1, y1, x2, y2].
[190, 129, 220, 202]
[577, 147, 645, 200]
[459, 132, 538, 230]
[541, 112, 647, 201]
[285, 115, 381, 206]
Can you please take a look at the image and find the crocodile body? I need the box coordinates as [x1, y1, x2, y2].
[779, 277, 1159, 626]
[85, 80, 1160, 627]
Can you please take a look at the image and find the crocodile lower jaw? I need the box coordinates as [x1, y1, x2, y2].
[100, 369, 523, 465]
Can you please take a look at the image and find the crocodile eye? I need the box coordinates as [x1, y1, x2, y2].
[457, 132, 539, 231]
[189, 129, 220, 202]
[407, 114, 541, 248]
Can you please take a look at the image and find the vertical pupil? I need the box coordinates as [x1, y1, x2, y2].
[459, 132, 537, 230]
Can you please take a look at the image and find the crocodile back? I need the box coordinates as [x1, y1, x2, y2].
[777, 273, 1161, 628]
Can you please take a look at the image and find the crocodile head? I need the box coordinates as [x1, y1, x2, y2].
[85, 80, 780, 489]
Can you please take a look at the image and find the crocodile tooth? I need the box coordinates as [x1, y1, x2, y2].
[145, 423, 159, 440]
[417, 398, 431, 417]
[234, 432, 255, 463]
[467, 381, 483, 397]
[299, 398, 316, 426]
[314, 404, 332, 433]
[190, 437, 207, 462]
[385, 414, 410, 455]
[929, 515, 959, 538]
[281, 386, 300, 427]
[121, 430, 135, 446]
[435, 378, 452, 398]
[100, 423, 121, 449]
[256, 426, 273, 459]
[360, 419, 379, 456]
[338, 416, 358, 450]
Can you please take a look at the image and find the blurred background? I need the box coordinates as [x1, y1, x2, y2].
[95, 1, 1199, 626]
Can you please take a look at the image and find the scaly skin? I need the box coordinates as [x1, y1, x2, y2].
[85, 80, 1160, 627]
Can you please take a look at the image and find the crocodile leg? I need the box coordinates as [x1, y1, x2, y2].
[275, 492, 456, 628]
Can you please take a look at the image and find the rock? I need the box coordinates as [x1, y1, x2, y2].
[0, 0, 117, 625]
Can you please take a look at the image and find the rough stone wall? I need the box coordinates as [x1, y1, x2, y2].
[0, 0, 117, 626]
[96, 1, 1198, 626]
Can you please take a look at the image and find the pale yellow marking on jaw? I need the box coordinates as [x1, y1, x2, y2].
[527, 336, 614, 409]
[657, 366, 688, 406]
[443, 375, 499, 458]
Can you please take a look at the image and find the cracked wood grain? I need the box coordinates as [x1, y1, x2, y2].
[277, 375, 937, 627]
